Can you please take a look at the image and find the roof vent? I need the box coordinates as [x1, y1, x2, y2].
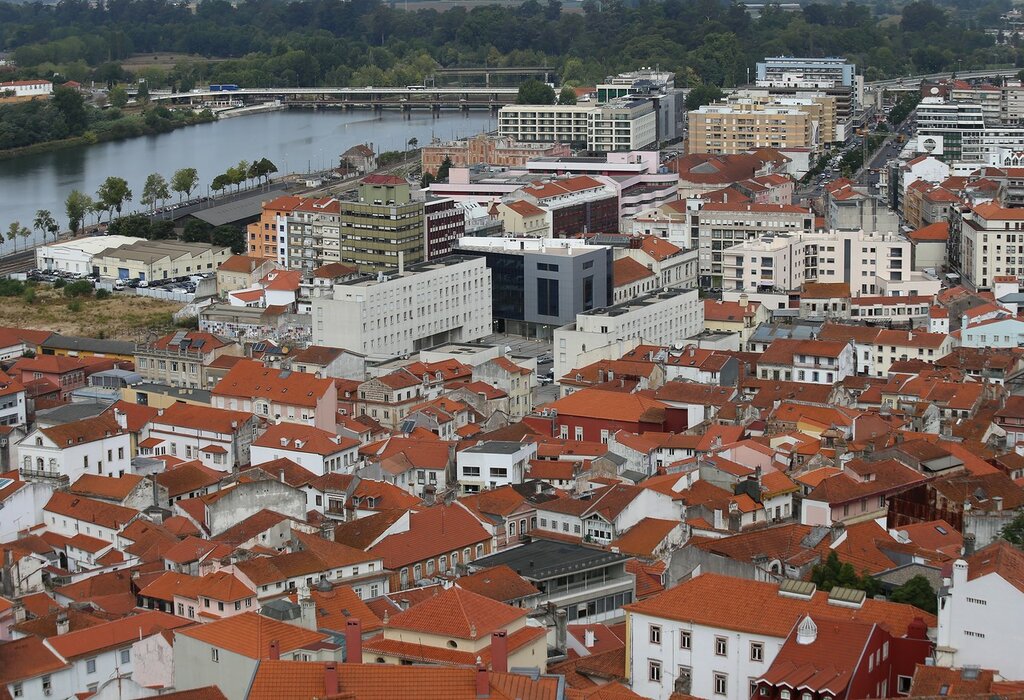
[796, 615, 817, 645]
[778, 579, 816, 600]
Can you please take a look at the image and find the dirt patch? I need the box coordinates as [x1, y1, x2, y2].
[121, 53, 227, 70]
[0, 287, 184, 341]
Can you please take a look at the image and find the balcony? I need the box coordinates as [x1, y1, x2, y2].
[19, 468, 69, 485]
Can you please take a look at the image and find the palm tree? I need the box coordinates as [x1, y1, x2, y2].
[33, 209, 59, 244]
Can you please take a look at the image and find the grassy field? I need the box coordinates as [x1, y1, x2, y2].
[0, 287, 184, 341]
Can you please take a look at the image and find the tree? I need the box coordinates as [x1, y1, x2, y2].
[421, 172, 436, 188]
[171, 167, 200, 202]
[250, 158, 278, 185]
[810, 551, 881, 596]
[136, 81, 149, 102]
[96, 176, 132, 222]
[51, 86, 88, 135]
[558, 85, 577, 105]
[33, 209, 59, 243]
[686, 84, 725, 111]
[212, 225, 245, 253]
[108, 86, 129, 108]
[1000, 510, 1024, 547]
[889, 575, 938, 614]
[183, 219, 212, 243]
[65, 190, 92, 235]
[211, 173, 231, 194]
[107, 213, 152, 239]
[407, 137, 418, 153]
[516, 79, 556, 105]
[437, 155, 453, 182]
[141, 173, 170, 212]
[5, 222, 29, 253]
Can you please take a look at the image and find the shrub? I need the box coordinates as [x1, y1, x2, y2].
[63, 280, 94, 297]
[67, 299, 83, 312]
[95, 288, 111, 300]
[52, 277, 66, 289]
[0, 279, 25, 296]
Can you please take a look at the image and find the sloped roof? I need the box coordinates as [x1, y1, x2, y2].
[456, 565, 541, 603]
[385, 585, 525, 639]
[176, 611, 330, 659]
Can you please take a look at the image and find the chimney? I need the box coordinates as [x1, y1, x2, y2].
[993, 496, 1004, 511]
[279, 469, 286, 483]
[423, 483, 437, 506]
[554, 608, 568, 654]
[269, 640, 280, 660]
[56, 611, 70, 636]
[490, 630, 508, 674]
[584, 628, 596, 649]
[345, 618, 362, 663]
[2, 548, 14, 598]
[475, 662, 490, 698]
[398, 598, 410, 611]
[963, 533, 976, 557]
[324, 662, 339, 696]
[113, 409, 128, 431]
[299, 592, 317, 630]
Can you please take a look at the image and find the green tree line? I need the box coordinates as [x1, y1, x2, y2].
[0, 0, 1017, 93]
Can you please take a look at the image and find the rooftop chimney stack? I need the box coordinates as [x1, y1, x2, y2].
[345, 618, 362, 663]
[584, 628, 596, 649]
[490, 630, 508, 674]
[475, 661, 490, 698]
[269, 640, 280, 660]
[56, 611, 70, 636]
[324, 661, 339, 696]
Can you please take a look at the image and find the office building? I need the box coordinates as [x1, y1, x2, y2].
[501, 175, 619, 237]
[423, 197, 466, 260]
[338, 175, 425, 272]
[553, 287, 703, 381]
[455, 237, 613, 339]
[311, 255, 492, 359]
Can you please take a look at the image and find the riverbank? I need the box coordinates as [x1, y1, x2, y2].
[0, 108, 217, 162]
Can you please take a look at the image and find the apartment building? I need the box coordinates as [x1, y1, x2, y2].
[722, 229, 914, 295]
[553, 287, 703, 381]
[498, 98, 657, 152]
[729, 90, 840, 143]
[134, 330, 241, 388]
[245, 195, 302, 262]
[455, 237, 612, 339]
[502, 175, 620, 237]
[337, 175, 425, 272]
[311, 255, 492, 359]
[687, 102, 816, 159]
[688, 202, 815, 285]
[756, 55, 862, 122]
[420, 133, 570, 175]
[210, 359, 338, 431]
[825, 180, 901, 233]
[423, 197, 465, 261]
[285, 196, 341, 272]
[950, 200, 1024, 290]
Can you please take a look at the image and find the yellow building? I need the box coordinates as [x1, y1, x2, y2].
[688, 101, 816, 155]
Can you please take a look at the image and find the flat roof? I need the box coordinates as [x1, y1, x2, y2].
[132, 383, 212, 403]
[471, 539, 629, 580]
[44, 334, 135, 354]
[43, 235, 144, 255]
[463, 441, 530, 455]
[580, 287, 693, 317]
[340, 255, 482, 287]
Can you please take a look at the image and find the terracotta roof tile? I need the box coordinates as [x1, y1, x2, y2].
[176, 611, 330, 659]
[365, 505, 490, 569]
[253, 422, 358, 455]
[69, 473, 144, 501]
[624, 572, 935, 636]
[212, 359, 335, 407]
[609, 518, 679, 558]
[43, 492, 139, 532]
[455, 565, 540, 603]
[612, 257, 655, 287]
[47, 610, 189, 659]
[0, 636, 68, 685]
[39, 414, 124, 448]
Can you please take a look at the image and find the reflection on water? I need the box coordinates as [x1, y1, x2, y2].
[0, 109, 494, 254]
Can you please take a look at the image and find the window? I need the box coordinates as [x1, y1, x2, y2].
[750, 641, 764, 662]
[537, 277, 560, 317]
[715, 636, 727, 656]
[12, 683, 21, 698]
[898, 676, 913, 695]
[87, 658, 97, 674]
[714, 673, 727, 696]
[120, 648, 130, 664]
[649, 624, 661, 644]
[212, 648, 220, 663]
[781, 691, 791, 700]
[680, 630, 691, 649]
[648, 660, 662, 683]
[802, 693, 812, 700]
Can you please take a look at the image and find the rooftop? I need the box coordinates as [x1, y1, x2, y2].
[472, 539, 629, 581]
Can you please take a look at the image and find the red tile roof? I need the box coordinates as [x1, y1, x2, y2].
[153, 401, 253, 434]
[366, 505, 490, 569]
[40, 414, 124, 448]
[0, 636, 68, 685]
[43, 492, 139, 531]
[176, 611, 330, 659]
[455, 565, 540, 603]
[612, 257, 655, 287]
[212, 359, 334, 407]
[624, 572, 935, 637]
[253, 422, 357, 455]
[966, 539, 1024, 594]
[610, 518, 679, 558]
[385, 585, 525, 639]
[545, 388, 667, 423]
[47, 610, 189, 659]
[69, 473, 144, 501]
[154, 460, 223, 498]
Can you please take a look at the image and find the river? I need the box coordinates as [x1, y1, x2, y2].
[0, 108, 496, 255]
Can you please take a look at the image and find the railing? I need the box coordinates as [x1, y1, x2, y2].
[19, 468, 69, 484]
